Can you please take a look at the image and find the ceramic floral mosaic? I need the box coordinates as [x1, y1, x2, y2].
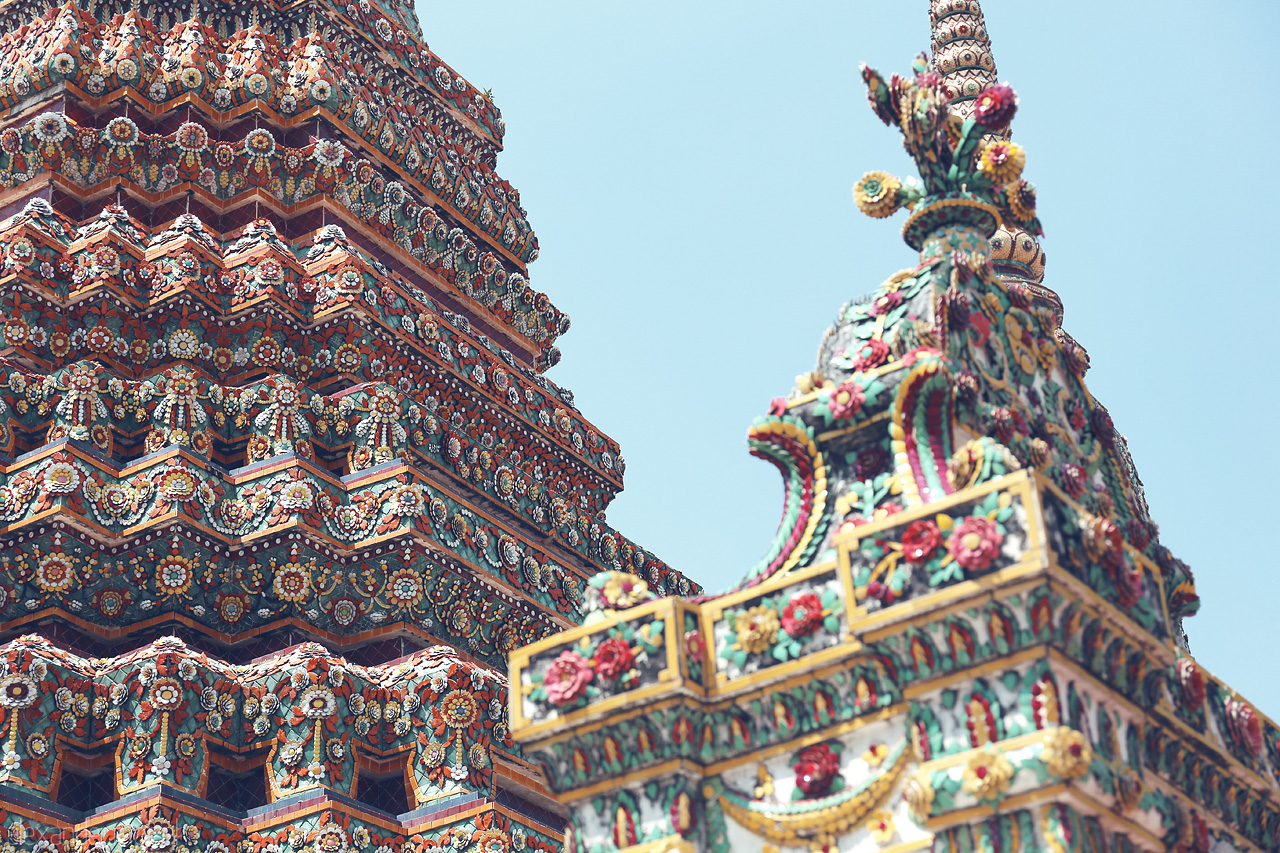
[0, 0, 707, 849]
[509, 2, 1279, 852]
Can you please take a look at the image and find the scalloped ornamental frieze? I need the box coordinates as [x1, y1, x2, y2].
[873, 581, 1280, 817]
[0, 207, 557, 377]
[0, 636, 525, 807]
[519, 680, 905, 799]
[0, 206, 555, 379]
[0, 180, 554, 368]
[0, 444, 652, 621]
[1116, 648, 1280, 799]
[0, 0, 507, 147]
[515, 598, 1060, 798]
[0, 343, 622, 522]
[0, 198, 547, 366]
[528, 663, 864, 791]
[0, 520, 563, 667]
[0, 79, 515, 260]
[511, 588, 1057, 789]
[0, 443, 695, 633]
[1047, 656, 1280, 852]
[0, 90, 524, 261]
[0, 342, 621, 528]
[0, 367, 690, 592]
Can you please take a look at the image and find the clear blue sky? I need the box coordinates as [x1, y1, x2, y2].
[422, 2, 1280, 715]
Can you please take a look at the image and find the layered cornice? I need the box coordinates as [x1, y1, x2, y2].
[0, 432, 693, 658]
[0, 0, 506, 148]
[0, 102, 556, 363]
[0, 196, 630, 507]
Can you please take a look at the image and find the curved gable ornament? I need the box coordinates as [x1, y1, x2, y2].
[717, 739, 911, 848]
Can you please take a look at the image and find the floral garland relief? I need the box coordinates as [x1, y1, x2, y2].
[859, 490, 1013, 606]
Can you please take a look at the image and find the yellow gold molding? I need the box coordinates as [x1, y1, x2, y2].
[855, 558, 1048, 638]
[858, 575, 1046, 644]
[702, 560, 840, 619]
[924, 783, 1068, 830]
[615, 837, 697, 853]
[833, 466, 1032, 548]
[870, 838, 934, 853]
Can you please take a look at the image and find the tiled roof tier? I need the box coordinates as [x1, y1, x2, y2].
[0, 436, 696, 657]
[0, 0, 559, 359]
[0, 0, 507, 147]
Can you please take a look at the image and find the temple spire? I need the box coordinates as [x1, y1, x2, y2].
[929, 0, 1053, 312]
[928, 0, 998, 119]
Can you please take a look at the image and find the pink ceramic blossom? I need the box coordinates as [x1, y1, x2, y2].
[828, 380, 866, 421]
[948, 517, 1004, 572]
[544, 650, 594, 705]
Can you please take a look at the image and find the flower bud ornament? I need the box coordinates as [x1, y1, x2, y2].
[854, 171, 902, 218]
[977, 140, 1026, 185]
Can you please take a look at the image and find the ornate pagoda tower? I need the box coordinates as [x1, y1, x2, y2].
[0, 0, 698, 850]
[510, 3, 1280, 852]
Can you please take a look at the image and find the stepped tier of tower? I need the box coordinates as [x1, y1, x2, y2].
[0, 0, 702, 850]
[0, 191, 697, 667]
[0, 0, 556, 367]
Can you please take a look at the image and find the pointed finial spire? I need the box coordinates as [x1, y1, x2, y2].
[928, 0, 998, 120]
[929, 0, 1051, 301]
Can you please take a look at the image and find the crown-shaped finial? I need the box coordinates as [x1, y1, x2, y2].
[929, 0, 998, 118]
[856, 58, 1038, 250]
